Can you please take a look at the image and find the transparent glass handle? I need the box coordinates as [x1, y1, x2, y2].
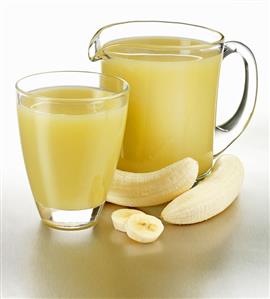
[214, 41, 258, 157]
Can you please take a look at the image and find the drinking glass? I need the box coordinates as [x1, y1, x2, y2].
[16, 71, 129, 230]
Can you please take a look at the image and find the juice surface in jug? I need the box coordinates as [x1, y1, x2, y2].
[100, 36, 222, 175]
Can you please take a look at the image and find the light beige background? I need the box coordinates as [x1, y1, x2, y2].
[1, 0, 269, 298]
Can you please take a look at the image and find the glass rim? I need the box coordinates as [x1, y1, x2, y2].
[91, 20, 225, 47]
[15, 70, 129, 102]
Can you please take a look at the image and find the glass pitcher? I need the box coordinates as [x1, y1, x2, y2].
[88, 21, 257, 178]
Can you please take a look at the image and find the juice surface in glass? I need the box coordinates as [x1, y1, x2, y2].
[101, 36, 222, 175]
[18, 86, 127, 210]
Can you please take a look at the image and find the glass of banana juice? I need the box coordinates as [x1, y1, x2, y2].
[16, 71, 129, 230]
[89, 21, 257, 178]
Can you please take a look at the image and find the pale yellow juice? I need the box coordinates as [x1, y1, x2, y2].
[18, 86, 127, 210]
[101, 37, 222, 175]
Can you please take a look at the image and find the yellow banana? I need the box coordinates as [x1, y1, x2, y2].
[161, 155, 244, 224]
[111, 208, 145, 232]
[126, 213, 164, 243]
[107, 157, 198, 207]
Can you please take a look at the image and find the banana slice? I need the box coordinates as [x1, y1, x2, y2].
[107, 157, 198, 207]
[126, 213, 164, 243]
[111, 209, 145, 232]
[161, 155, 244, 224]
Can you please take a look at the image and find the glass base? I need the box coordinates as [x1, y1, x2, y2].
[197, 167, 212, 181]
[36, 202, 104, 231]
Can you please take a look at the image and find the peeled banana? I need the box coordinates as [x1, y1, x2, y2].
[161, 155, 244, 224]
[126, 213, 164, 243]
[111, 208, 145, 232]
[107, 157, 198, 207]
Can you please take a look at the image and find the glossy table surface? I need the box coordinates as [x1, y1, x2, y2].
[2, 131, 269, 298]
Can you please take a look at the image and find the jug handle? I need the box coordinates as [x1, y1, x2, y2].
[214, 41, 258, 157]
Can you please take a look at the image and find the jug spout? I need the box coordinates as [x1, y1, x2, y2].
[88, 31, 102, 62]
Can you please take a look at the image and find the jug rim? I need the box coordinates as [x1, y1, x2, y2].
[89, 20, 224, 61]
[95, 20, 224, 43]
